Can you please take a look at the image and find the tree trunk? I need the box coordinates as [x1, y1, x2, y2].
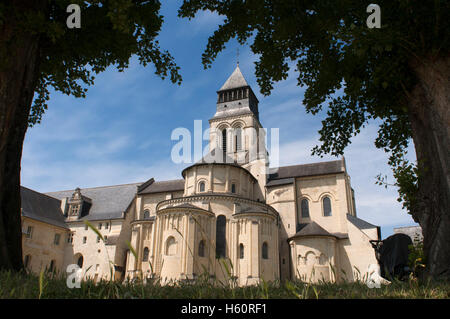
[0, 3, 42, 271]
[408, 55, 450, 280]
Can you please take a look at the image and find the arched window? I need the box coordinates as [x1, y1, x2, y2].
[49, 260, 55, 272]
[301, 198, 310, 218]
[216, 215, 226, 258]
[198, 240, 205, 257]
[143, 210, 150, 219]
[199, 181, 206, 192]
[262, 242, 268, 259]
[323, 196, 332, 216]
[231, 183, 236, 194]
[77, 255, 84, 268]
[222, 129, 227, 159]
[235, 127, 242, 151]
[165, 236, 177, 256]
[143, 247, 149, 262]
[239, 243, 244, 259]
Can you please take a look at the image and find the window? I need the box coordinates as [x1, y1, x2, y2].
[97, 236, 100, 243]
[301, 199, 310, 218]
[216, 215, 226, 258]
[235, 127, 242, 151]
[105, 223, 109, 230]
[25, 226, 33, 239]
[98, 223, 102, 230]
[77, 255, 83, 268]
[67, 233, 73, 243]
[323, 196, 332, 216]
[83, 236, 87, 244]
[70, 204, 80, 216]
[239, 244, 244, 259]
[199, 181, 206, 193]
[231, 183, 236, 194]
[54, 234, 60, 245]
[165, 236, 177, 256]
[198, 240, 205, 257]
[222, 129, 227, 158]
[49, 260, 55, 273]
[143, 247, 149, 262]
[104, 235, 108, 242]
[262, 242, 268, 259]
[24, 255, 31, 268]
[143, 210, 150, 219]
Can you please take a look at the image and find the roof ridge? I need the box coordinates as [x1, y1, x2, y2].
[153, 179, 185, 183]
[273, 159, 343, 170]
[45, 181, 144, 194]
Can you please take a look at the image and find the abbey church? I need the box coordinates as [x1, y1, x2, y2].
[20, 66, 380, 284]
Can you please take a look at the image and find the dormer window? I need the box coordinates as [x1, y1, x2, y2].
[66, 188, 92, 219]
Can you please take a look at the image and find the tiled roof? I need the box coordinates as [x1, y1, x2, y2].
[219, 65, 249, 91]
[289, 222, 348, 240]
[46, 183, 142, 221]
[265, 177, 295, 187]
[21, 186, 67, 229]
[138, 179, 185, 195]
[347, 214, 378, 230]
[268, 159, 345, 182]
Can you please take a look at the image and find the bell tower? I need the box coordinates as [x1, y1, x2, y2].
[208, 65, 269, 200]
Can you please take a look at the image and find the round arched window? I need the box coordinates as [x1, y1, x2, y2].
[143, 247, 149, 261]
[198, 240, 205, 257]
[323, 196, 332, 216]
[262, 242, 269, 259]
[165, 236, 177, 256]
[301, 198, 310, 218]
[143, 210, 150, 219]
[77, 255, 84, 268]
[199, 181, 206, 192]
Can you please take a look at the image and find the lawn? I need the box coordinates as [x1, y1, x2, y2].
[0, 270, 448, 299]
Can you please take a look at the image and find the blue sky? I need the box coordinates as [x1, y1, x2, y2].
[21, 1, 419, 238]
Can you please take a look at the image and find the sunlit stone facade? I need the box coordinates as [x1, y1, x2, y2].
[21, 66, 380, 284]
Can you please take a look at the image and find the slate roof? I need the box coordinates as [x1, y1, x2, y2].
[267, 159, 345, 185]
[20, 186, 67, 229]
[138, 179, 185, 195]
[265, 177, 295, 187]
[219, 65, 249, 91]
[181, 149, 257, 182]
[46, 183, 142, 221]
[289, 222, 348, 240]
[347, 214, 378, 230]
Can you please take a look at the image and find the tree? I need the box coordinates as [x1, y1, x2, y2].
[0, 0, 181, 271]
[178, 0, 449, 279]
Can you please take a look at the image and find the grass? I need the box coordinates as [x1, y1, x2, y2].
[0, 270, 448, 299]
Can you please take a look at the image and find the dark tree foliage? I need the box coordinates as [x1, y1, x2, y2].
[178, 0, 449, 279]
[0, 0, 181, 271]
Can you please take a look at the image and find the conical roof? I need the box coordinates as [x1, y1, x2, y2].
[219, 65, 249, 91]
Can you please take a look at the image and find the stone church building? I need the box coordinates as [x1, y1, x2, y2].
[21, 66, 380, 284]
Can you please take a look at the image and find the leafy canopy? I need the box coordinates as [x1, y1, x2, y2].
[178, 0, 449, 211]
[0, 0, 182, 125]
